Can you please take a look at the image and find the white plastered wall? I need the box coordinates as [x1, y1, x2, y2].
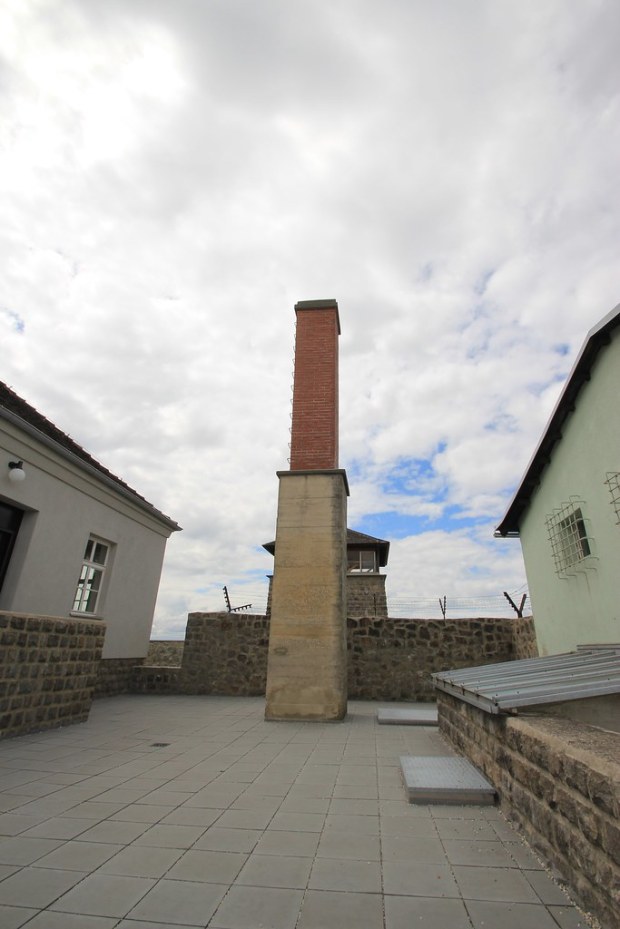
[0, 421, 174, 659]
[518, 330, 620, 655]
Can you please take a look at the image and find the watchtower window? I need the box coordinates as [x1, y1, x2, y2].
[347, 549, 377, 573]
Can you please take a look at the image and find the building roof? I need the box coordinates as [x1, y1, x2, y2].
[263, 527, 390, 566]
[496, 303, 620, 536]
[0, 380, 181, 532]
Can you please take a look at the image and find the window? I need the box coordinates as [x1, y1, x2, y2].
[347, 549, 377, 573]
[545, 501, 593, 577]
[605, 472, 620, 524]
[73, 537, 110, 614]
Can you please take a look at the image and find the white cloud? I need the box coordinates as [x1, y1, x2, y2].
[2, 0, 619, 634]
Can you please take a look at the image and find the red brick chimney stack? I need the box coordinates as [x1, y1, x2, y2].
[289, 299, 340, 471]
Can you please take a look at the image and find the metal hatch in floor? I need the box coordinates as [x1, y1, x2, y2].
[432, 644, 620, 715]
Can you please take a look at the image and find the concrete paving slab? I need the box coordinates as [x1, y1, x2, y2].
[400, 755, 496, 805]
[0, 695, 590, 929]
[378, 705, 439, 726]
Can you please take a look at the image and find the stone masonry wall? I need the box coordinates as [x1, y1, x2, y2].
[94, 657, 145, 697]
[137, 614, 537, 699]
[347, 616, 537, 701]
[0, 611, 105, 740]
[347, 575, 388, 618]
[439, 692, 620, 929]
[179, 612, 270, 695]
[146, 640, 184, 667]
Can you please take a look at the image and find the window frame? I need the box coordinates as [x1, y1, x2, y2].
[72, 536, 111, 616]
[545, 500, 594, 577]
[347, 549, 377, 574]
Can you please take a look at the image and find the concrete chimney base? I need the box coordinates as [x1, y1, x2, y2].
[265, 470, 348, 721]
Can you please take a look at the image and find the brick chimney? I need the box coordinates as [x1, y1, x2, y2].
[289, 299, 340, 471]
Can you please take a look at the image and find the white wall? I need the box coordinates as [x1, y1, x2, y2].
[0, 420, 174, 659]
[519, 329, 620, 654]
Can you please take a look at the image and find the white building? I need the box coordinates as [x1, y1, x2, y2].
[1, 382, 180, 672]
[496, 304, 620, 655]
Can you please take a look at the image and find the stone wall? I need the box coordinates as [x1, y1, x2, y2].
[180, 612, 270, 695]
[94, 657, 144, 697]
[347, 616, 537, 701]
[139, 614, 536, 700]
[347, 575, 388, 618]
[438, 692, 620, 929]
[0, 611, 105, 740]
[146, 640, 184, 666]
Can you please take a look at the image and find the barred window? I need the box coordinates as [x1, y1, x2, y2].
[605, 472, 620, 524]
[545, 501, 593, 577]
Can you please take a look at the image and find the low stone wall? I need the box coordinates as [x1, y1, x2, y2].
[146, 640, 184, 666]
[94, 657, 145, 697]
[438, 692, 620, 929]
[348, 616, 537, 701]
[0, 611, 105, 740]
[180, 612, 270, 695]
[139, 614, 537, 700]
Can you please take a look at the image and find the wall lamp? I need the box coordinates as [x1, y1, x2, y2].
[8, 460, 26, 483]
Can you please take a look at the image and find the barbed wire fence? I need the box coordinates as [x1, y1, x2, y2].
[220, 585, 530, 619]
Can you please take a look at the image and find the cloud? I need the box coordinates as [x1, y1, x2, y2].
[2, 0, 619, 634]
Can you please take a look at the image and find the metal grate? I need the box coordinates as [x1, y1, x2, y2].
[432, 645, 620, 714]
[605, 472, 620, 524]
[545, 498, 594, 577]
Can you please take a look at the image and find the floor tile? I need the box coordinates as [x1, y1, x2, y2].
[133, 823, 207, 848]
[77, 820, 151, 844]
[547, 905, 592, 928]
[254, 829, 320, 857]
[109, 804, 175, 823]
[443, 839, 516, 867]
[525, 869, 575, 905]
[269, 811, 326, 832]
[127, 878, 227, 925]
[309, 857, 382, 893]
[316, 831, 381, 861]
[99, 844, 185, 877]
[383, 860, 460, 898]
[0, 866, 86, 907]
[0, 836, 63, 866]
[167, 848, 247, 883]
[385, 893, 474, 929]
[235, 852, 312, 889]
[434, 818, 498, 841]
[216, 809, 274, 830]
[324, 813, 380, 835]
[382, 835, 446, 863]
[49, 872, 156, 917]
[33, 840, 122, 871]
[211, 885, 304, 929]
[160, 807, 224, 827]
[466, 899, 561, 928]
[0, 905, 39, 928]
[296, 889, 384, 929]
[24, 913, 118, 928]
[453, 865, 541, 903]
[194, 827, 261, 853]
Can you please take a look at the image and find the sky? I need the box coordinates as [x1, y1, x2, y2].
[2, 0, 619, 636]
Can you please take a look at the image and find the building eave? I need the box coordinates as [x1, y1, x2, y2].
[496, 302, 620, 537]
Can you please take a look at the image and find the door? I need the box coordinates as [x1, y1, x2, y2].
[0, 501, 23, 594]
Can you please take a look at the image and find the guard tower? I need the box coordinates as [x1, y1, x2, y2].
[264, 299, 349, 721]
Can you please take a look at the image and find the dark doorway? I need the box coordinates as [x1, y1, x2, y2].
[0, 501, 23, 594]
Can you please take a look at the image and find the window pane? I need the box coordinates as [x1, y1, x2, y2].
[84, 539, 93, 560]
[92, 543, 108, 565]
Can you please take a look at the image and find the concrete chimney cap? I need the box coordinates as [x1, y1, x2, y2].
[294, 299, 340, 334]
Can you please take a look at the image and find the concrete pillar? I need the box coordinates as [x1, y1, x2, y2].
[265, 470, 348, 721]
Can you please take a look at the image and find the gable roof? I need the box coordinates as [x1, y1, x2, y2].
[263, 527, 390, 566]
[496, 303, 620, 537]
[0, 381, 181, 532]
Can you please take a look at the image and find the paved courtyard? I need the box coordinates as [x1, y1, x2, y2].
[0, 696, 590, 928]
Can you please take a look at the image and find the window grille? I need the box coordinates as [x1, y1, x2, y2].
[545, 499, 594, 577]
[605, 472, 620, 524]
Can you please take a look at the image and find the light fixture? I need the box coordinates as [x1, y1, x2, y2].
[8, 460, 25, 483]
